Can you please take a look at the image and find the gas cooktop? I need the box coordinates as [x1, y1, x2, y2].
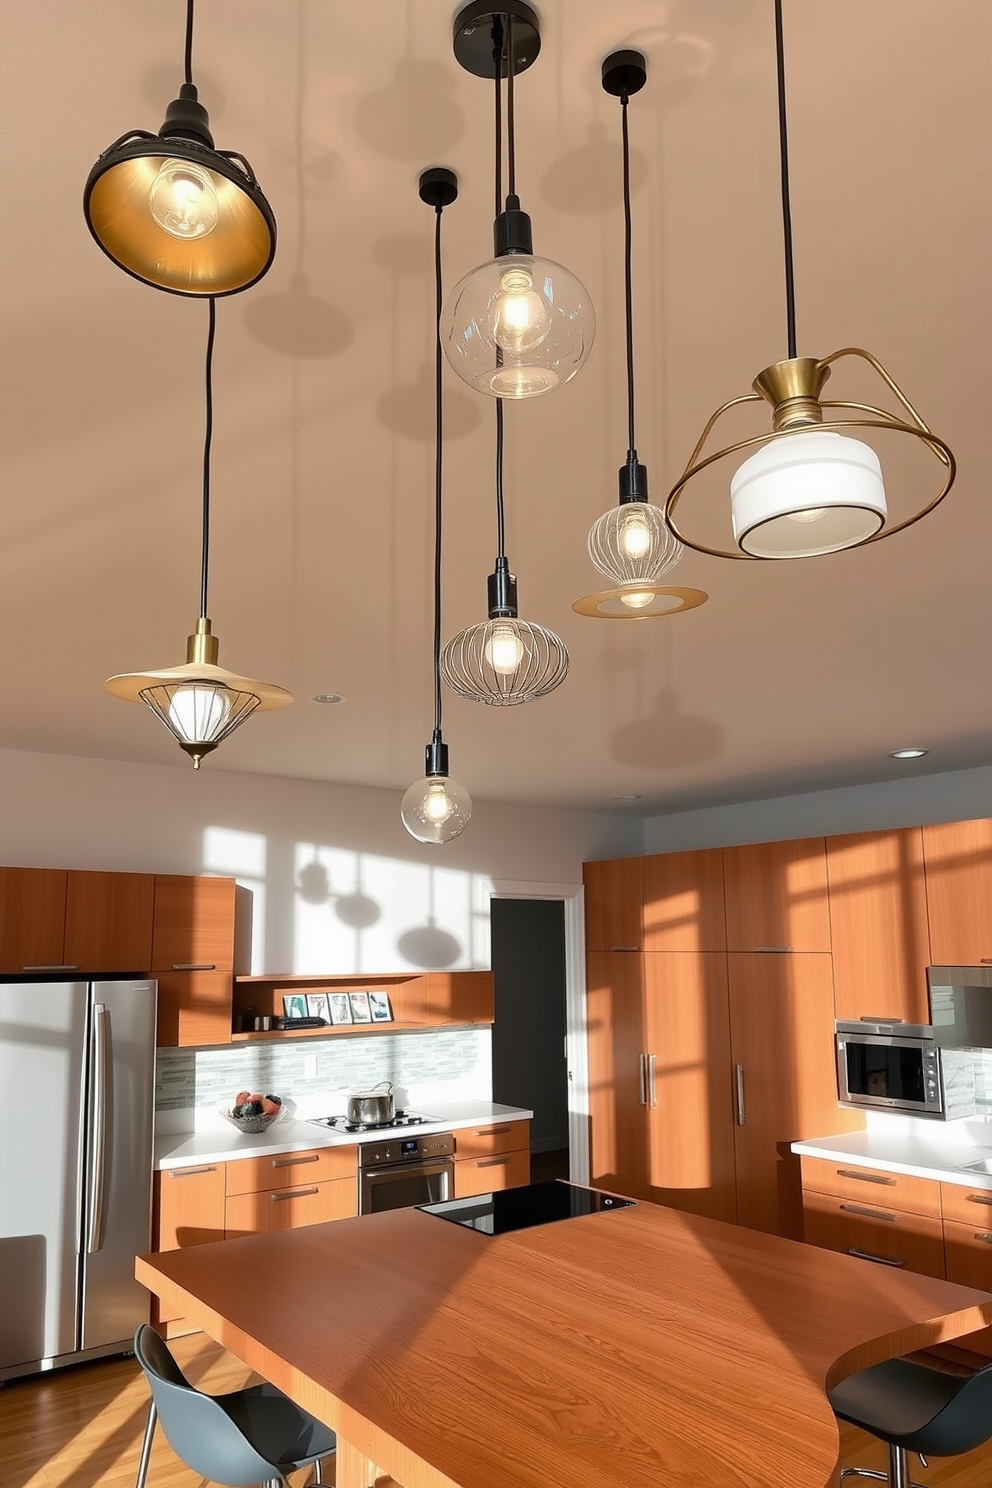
[308, 1111, 437, 1135]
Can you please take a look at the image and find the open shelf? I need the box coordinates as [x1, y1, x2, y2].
[230, 969, 494, 1041]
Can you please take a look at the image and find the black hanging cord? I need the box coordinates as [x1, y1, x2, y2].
[774, 0, 797, 359]
[620, 92, 636, 455]
[432, 203, 445, 742]
[495, 402, 507, 560]
[505, 12, 516, 199]
[200, 296, 216, 620]
[183, 0, 195, 87]
[493, 15, 504, 218]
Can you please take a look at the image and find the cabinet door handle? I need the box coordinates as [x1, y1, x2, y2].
[847, 1248, 905, 1268]
[981, 960, 992, 965]
[479, 1126, 511, 1135]
[23, 963, 78, 972]
[639, 1054, 647, 1107]
[974, 1232, 992, 1244]
[271, 1187, 319, 1201]
[840, 1203, 898, 1222]
[647, 1054, 657, 1110]
[476, 1157, 509, 1169]
[171, 963, 217, 971]
[836, 1169, 896, 1187]
[734, 1064, 746, 1126]
[968, 1193, 992, 1207]
[611, 945, 638, 952]
[272, 1153, 319, 1168]
[168, 1166, 218, 1177]
[751, 947, 794, 953]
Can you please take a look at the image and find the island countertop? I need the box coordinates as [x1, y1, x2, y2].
[136, 1193, 992, 1488]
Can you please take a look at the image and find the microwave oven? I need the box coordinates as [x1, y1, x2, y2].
[835, 1019, 977, 1119]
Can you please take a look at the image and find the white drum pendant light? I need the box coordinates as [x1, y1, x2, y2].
[730, 430, 886, 558]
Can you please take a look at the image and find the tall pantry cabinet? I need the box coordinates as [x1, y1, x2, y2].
[585, 838, 855, 1239]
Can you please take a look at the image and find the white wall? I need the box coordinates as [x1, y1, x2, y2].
[641, 762, 992, 854]
[0, 745, 639, 973]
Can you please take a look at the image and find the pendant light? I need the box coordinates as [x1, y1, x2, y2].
[105, 299, 292, 766]
[401, 169, 472, 845]
[664, 0, 954, 559]
[84, 0, 276, 298]
[573, 51, 707, 622]
[440, 4, 594, 399]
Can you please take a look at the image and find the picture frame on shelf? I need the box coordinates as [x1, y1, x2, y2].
[306, 992, 330, 1022]
[368, 991, 393, 1023]
[349, 991, 372, 1024]
[329, 993, 353, 1026]
[282, 993, 308, 1020]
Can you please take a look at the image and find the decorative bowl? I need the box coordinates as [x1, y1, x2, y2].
[220, 1097, 285, 1134]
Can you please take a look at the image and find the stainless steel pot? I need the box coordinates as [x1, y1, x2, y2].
[348, 1081, 394, 1125]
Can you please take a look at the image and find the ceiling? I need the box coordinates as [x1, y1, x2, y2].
[4, 0, 991, 813]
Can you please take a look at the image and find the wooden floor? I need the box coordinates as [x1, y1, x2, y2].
[2, 1333, 992, 1488]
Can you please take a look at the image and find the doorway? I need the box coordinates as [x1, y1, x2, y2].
[490, 898, 569, 1182]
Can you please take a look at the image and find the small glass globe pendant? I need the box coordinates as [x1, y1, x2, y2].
[401, 741, 472, 845]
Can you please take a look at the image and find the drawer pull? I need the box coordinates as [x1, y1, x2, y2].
[840, 1203, 897, 1222]
[751, 947, 794, 953]
[271, 1187, 319, 1201]
[967, 1193, 992, 1207]
[476, 1157, 510, 1168]
[836, 1169, 896, 1187]
[168, 1166, 217, 1177]
[272, 1153, 319, 1168]
[611, 945, 638, 952]
[847, 1248, 905, 1268]
[477, 1126, 512, 1135]
[171, 962, 217, 971]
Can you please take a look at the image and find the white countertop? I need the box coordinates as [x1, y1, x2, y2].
[791, 1129, 992, 1189]
[155, 1100, 533, 1171]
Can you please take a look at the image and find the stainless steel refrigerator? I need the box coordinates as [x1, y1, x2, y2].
[0, 978, 156, 1381]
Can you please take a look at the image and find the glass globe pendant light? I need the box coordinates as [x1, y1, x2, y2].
[440, 4, 594, 399]
[664, 0, 953, 559]
[573, 51, 707, 622]
[83, 0, 276, 297]
[401, 169, 473, 845]
[105, 299, 292, 766]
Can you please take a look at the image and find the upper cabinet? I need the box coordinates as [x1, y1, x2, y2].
[425, 972, 494, 1026]
[583, 857, 644, 952]
[827, 829, 930, 1024]
[64, 870, 155, 972]
[642, 849, 726, 952]
[723, 838, 831, 953]
[922, 819, 992, 967]
[152, 875, 239, 971]
[0, 867, 68, 973]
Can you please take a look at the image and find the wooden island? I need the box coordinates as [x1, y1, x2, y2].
[136, 1195, 992, 1488]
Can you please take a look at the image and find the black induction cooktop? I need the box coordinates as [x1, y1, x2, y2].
[419, 1180, 635, 1235]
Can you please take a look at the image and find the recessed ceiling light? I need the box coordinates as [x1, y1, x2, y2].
[889, 747, 928, 759]
[311, 693, 345, 705]
[613, 793, 642, 800]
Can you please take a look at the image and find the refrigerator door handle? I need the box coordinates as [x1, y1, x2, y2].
[86, 1004, 111, 1254]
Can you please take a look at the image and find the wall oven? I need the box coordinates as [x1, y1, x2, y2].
[835, 1020, 976, 1120]
[359, 1132, 455, 1215]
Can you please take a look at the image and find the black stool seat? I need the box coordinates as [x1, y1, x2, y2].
[830, 1355, 992, 1459]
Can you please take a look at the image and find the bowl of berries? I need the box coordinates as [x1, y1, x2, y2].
[221, 1091, 285, 1134]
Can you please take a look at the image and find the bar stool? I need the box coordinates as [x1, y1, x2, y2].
[828, 1353, 992, 1488]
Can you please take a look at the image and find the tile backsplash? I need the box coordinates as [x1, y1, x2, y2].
[156, 1027, 492, 1124]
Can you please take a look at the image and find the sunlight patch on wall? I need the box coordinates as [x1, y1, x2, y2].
[203, 827, 267, 971]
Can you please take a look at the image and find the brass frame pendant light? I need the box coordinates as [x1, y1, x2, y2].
[663, 0, 954, 560]
[440, 4, 594, 399]
[401, 169, 473, 845]
[574, 51, 707, 621]
[105, 299, 292, 766]
[83, 0, 276, 297]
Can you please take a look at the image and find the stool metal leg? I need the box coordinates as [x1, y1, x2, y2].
[839, 1450, 926, 1488]
[134, 1400, 157, 1488]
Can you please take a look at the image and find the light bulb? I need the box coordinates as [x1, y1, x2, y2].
[167, 683, 232, 742]
[149, 159, 220, 240]
[491, 268, 551, 354]
[484, 622, 525, 676]
[619, 590, 655, 609]
[401, 774, 472, 845]
[619, 512, 653, 559]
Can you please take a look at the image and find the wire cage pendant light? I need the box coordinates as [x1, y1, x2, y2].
[440, 3, 594, 399]
[83, 0, 276, 297]
[574, 50, 706, 621]
[663, 0, 954, 560]
[105, 299, 292, 767]
[401, 169, 472, 845]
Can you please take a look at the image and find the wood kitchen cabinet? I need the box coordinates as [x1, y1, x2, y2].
[724, 838, 831, 953]
[64, 870, 155, 972]
[826, 828, 930, 1024]
[587, 951, 652, 1201]
[225, 1146, 358, 1237]
[453, 1145, 530, 1198]
[155, 970, 234, 1048]
[922, 818, 992, 966]
[642, 849, 726, 952]
[425, 971, 494, 1025]
[583, 857, 644, 952]
[0, 867, 67, 973]
[152, 1163, 227, 1327]
[151, 875, 240, 972]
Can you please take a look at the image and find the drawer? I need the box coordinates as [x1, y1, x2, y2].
[453, 1146, 531, 1199]
[225, 1176, 357, 1236]
[942, 1216, 992, 1358]
[940, 1181, 992, 1226]
[225, 1145, 357, 1195]
[452, 1121, 529, 1161]
[800, 1156, 940, 1218]
[802, 1190, 945, 1278]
